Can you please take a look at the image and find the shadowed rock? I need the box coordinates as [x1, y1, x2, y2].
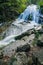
[16, 44, 30, 52]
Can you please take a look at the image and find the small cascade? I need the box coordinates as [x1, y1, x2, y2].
[18, 4, 39, 23]
[0, 4, 40, 47]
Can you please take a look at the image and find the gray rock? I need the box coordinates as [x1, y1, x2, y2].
[10, 52, 33, 65]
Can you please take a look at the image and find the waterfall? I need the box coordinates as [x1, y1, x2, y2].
[18, 4, 39, 23]
[0, 4, 40, 47]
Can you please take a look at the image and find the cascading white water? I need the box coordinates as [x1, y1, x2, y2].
[0, 4, 40, 47]
[18, 4, 39, 23]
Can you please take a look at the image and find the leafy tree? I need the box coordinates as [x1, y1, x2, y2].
[0, 0, 29, 23]
[0, 0, 43, 23]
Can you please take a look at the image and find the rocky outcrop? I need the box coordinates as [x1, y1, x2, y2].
[32, 49, 43, 65]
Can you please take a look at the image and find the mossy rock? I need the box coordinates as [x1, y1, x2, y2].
[37, 40, 43, 47]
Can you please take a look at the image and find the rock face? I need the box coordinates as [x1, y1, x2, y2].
[32, 49, 43, 65]
[0, 52, 33, 65]
[10, 52, 33, 65]
[0, 44, 32, 65]
[2, 34, 35, 57]
[9, 44, 32, 65]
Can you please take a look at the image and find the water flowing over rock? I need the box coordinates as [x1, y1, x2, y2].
[18, 4, 39, 23]
[0, 4, 41, 47]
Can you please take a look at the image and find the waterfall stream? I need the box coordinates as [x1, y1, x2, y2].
[0, 4, 40, 47]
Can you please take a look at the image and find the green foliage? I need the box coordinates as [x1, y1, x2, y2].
[30, 0, 43, 5]
[0, 0, 29, 23]
[37, 0, 43, 6]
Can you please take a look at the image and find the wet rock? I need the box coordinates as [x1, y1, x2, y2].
[15, 32, 30, 40]
[16, 44, 30, 52]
